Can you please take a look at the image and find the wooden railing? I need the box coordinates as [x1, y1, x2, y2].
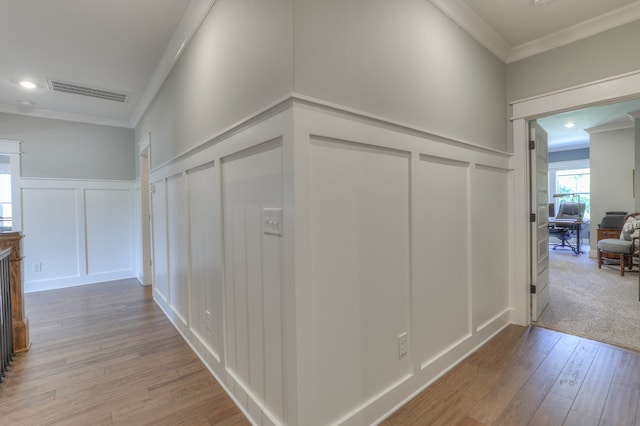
[0, 232, 29, 353]
[0, 247, 13, 382]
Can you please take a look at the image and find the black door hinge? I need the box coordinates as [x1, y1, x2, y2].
[530, 284, 536, 294]
[529, 140, 535, 150]
[530, 213, 536, 223]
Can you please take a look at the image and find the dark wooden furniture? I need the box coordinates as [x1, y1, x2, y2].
[0, 232, 29, 352]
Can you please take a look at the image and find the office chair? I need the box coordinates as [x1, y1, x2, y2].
[550, 202, 586, 251]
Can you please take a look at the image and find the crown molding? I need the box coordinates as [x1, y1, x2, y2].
[129, 0, 216, 128]
[0, 103, 131, 128]
[433, 0, 640, 64]
[585, 118, 634, 134]
[428, 0, 511, 62]
[507, 2, 640, 63]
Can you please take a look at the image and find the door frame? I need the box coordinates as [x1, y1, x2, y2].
[510, 70, 640, 325]
[138, 133, 153, 286]
[0, 139, 22, 231]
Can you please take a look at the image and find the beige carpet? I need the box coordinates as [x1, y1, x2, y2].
[534, 244, 640, 352]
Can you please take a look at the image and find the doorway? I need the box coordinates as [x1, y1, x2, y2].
[511, 71, 640, 326]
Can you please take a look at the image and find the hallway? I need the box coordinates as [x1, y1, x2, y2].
[0, 279, 248, 425]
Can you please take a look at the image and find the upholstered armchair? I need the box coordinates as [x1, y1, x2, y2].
[597, 213, 640, 276]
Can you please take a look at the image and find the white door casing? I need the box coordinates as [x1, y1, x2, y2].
[511, 70, 640, 325]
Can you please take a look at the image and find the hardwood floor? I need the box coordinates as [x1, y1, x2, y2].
[0, 279, 249, 426]
[3, 279, 639, 425]
[383, 325, 640, 426]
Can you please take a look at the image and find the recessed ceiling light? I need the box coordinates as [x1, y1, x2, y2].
[19, 81, 36, 89]
[532, 0, 551, 6]
[564, 122, 575, 128]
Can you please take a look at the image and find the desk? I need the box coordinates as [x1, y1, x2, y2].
[549, 218, 587, 255]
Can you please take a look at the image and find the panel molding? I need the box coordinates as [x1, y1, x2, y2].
[22, 178, 136, 293]
[145, 101, 516, 426]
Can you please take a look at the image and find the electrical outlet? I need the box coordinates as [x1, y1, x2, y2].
[206, 310, 212, 331]
[398, 332, 408, 358]
[263, 207, 283, 236]
[32, 262, 42, 273]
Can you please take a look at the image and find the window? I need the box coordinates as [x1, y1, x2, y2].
[555, 168, 590, 219]
[0, 171, 11, 231]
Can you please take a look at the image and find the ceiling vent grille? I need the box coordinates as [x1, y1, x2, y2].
[48, 79, 128, 103]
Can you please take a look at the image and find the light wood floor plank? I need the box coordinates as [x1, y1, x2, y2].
[599, 382, 639, 426]
[385, 325, 640, 426]
[492, 334, 580, 425]
[0, 279, 249, 426]
[5, 279, 640, 426]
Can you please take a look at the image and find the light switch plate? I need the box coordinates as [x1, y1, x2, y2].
[263, 208, 283, 236]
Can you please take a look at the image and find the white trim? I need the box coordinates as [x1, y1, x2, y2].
[431, 0, 640, 64]
[0, 139, 21, 153]
[130, 0, 216, 127]
[508, 2, 640, 63]
[0, 139, 22, 231]
[511, 69, 640, 120]
[151, 93, 511, 175]
[585, 119, 634, 134]
[0, 103, 131, 128]
[19, 177, 133, 189]
[138, 132, 151, 155]
[428, 0, 511, 62]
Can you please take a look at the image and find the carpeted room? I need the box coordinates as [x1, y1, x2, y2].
[536, 243, 640, 352]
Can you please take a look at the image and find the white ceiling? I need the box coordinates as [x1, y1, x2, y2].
[0, 0, 210, 128]
[1, 0, 640, 148]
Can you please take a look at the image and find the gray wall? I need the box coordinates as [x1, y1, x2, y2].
[0, 113, 134, 180]
[293, 0, 507, 152]
[549, 148, 590, 163]
[135, 0, 294, 169]
[507, 20, 640, 102]
[136, 0, 509, 167]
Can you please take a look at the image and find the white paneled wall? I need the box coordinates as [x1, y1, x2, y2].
[307, 137, 411, 425]
[21, 179, 136, 293]
[85, 189, 134, 275]
[147, 99, 513, 426]
[167, 173, 189, 325]
[187, 161, 223, 361]
[222, 140, 285, 424]
[151, 179, 169, 303]
[472, 165, 510, 331]
[294, 102, 512, 425]
[414, 155, 471, 368]
[148, 110, 292, 426]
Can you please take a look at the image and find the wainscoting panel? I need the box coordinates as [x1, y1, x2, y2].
[134, 184, 143, 282]
[22, 188, 80, 285]
[293, 101, 512, 425]
[167, 173, 189, 326]
[187, 161, 223, 360]
[222, 139, 285, 424]
[307, 136, 411, 425]
[21, 179, 136, 293]
[151, 179, 169, 303]
[85, 189, 134, 275]
[471, 164, 511, 332]
[414, 155, 472, 368]
[144, 100, 514, 426]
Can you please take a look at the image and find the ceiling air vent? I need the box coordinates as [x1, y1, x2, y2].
[48, 79, 128, 103]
